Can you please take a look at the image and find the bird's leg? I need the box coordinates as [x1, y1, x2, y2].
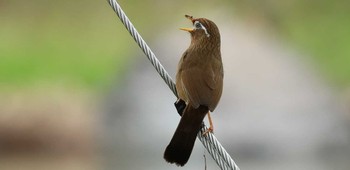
[202, 111, 214, 136]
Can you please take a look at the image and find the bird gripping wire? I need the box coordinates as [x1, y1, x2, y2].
[107, 0, 240, 170]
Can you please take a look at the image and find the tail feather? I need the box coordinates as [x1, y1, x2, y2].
[164, 105, 208, 166]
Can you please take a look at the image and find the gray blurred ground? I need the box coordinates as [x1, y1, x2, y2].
[102, 18, 350, 170]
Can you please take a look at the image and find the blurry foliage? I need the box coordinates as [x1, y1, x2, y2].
[0, 0, 133, 89]
[0, 0, 349, 90]
[232, 0, 350, 88]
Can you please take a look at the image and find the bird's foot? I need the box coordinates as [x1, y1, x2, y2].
[202, 126, 213, 136]
[202, 111, 214, 136]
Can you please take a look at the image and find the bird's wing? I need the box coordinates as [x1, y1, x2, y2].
[181, 67, 208, 109]
[205, 58, 223, 111]
[181, 59, 223, 110]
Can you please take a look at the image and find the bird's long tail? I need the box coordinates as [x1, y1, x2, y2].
[164, 105, 208, 166]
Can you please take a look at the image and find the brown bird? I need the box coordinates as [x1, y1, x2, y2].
[164, 15, 223, 166]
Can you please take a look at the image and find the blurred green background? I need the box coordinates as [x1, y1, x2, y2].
[1, 0, 349, 90]
[0, 0, 349, 169]
[232, 0, 350, 88]
[0, 0, 132, 89]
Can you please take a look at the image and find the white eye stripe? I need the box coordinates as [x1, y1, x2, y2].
[193, 21, 210, 37]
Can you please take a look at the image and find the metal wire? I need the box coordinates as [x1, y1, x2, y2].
[107, 0, 177, 97]
[107, 0, 240, 169]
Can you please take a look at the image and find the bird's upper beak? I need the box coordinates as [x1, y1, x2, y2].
[180, 15, 195, 32]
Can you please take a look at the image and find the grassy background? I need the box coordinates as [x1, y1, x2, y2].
[0, 0, 349, 90]
[0, 0, 133, 89]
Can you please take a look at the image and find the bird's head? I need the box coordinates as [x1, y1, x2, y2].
[180, 15, 220, 46]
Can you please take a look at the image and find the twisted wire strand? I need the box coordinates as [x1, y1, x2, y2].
[199, 126, 240, 170]
[107, 0, 240, 170]
[108, 0, 177, 97]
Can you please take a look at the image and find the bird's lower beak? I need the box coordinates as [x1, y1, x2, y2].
[180, 28, 194, 32]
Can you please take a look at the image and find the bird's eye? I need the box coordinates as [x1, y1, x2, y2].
[194, 21, 202, 29]
[193, 20, 210, 37]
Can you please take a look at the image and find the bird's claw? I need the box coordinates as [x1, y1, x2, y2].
[202, 127, 213, 136]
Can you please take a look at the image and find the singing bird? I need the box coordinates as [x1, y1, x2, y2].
[164, 15, 223, 166]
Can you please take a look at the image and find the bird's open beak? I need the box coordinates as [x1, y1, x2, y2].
[180, 15, 195, 32]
